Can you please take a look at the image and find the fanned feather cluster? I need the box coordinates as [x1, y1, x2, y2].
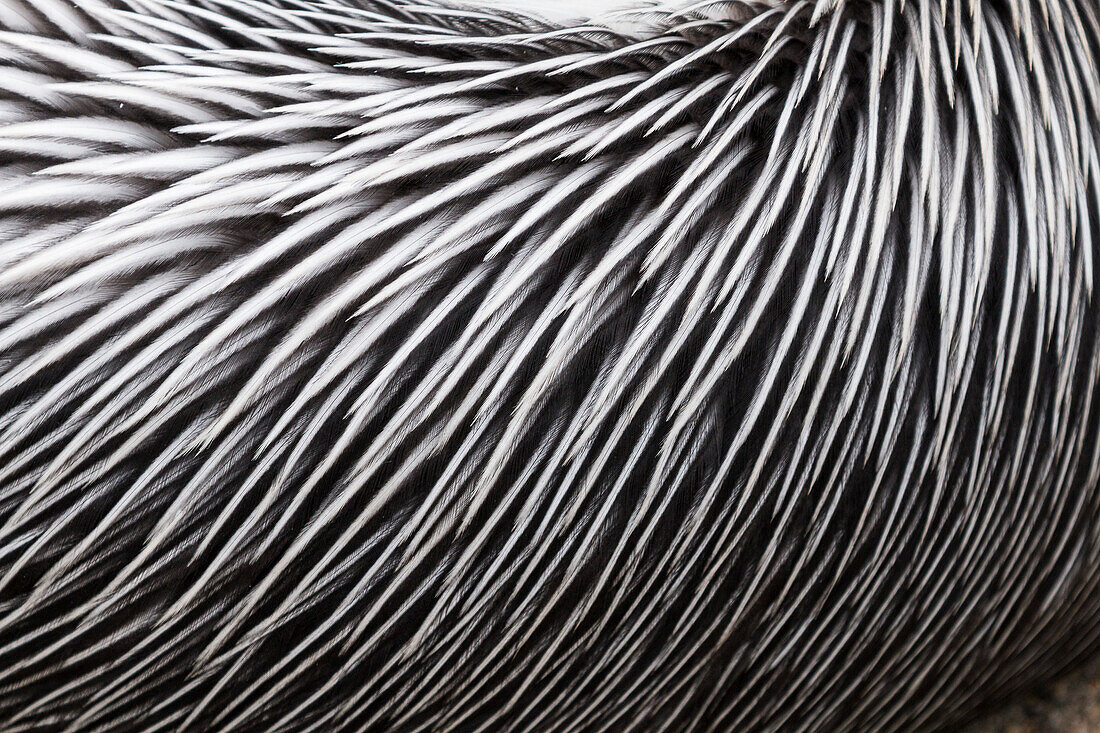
[0, 0, 1098, 730]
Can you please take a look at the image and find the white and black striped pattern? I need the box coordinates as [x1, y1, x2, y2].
[0, 0, 1098, 730]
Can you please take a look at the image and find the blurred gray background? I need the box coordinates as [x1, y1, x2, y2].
[966, 656, 1100, 732]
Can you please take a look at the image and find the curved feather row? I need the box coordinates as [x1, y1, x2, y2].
[0, 0, 1098, 730]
